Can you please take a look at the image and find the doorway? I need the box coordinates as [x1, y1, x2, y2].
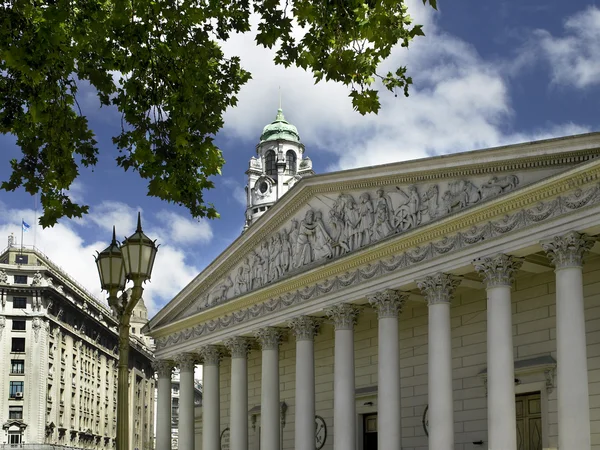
[363, 413, 377, 450]
[516, 392, 542, 450]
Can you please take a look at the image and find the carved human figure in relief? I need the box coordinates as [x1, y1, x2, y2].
[234, 267, 247, 296]
[357, 192, 374, 247]
[343, 197, 361, 251]
[269, 234, 284, 281]
[0, 269, 7, 284]
[313, 211, 333, 260]
[250, 251, 262, 290]
[294, 209, 333, 267]
[328, 209, 350, 256]
[280, 231, 292, 272]
[259, 241, 270, 285]
[373, 189, 394, 240]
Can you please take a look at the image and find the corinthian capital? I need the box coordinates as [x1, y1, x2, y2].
[541, 231, 595, 269]
[175, 353, 198, 371]
[199, 345, 222, 366]
[417, 273, 461, 306]
[474, 254, 523, 288]
[288, 316, 322, 341]
[254, 327, 283, 351]
[368, 289, 408, 319]
[151, 359, 175, 378]
[224, 337, 251, 358]
[326, 303, 360, 330]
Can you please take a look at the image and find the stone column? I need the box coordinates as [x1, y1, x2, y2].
[255, 327, 283, 450]
[417, 273, 461, 450]
[542, 231, 595, 450]
[368, 290, 408, 450]
[224, 337, 251, 450]
[474, 254, 523, 450]
[176, 353, 197, 450]
[152, 360, 174, 450]
[199, 346, 222, 450]
[326, 304, 360, 450]
[289, 316, 321, 450]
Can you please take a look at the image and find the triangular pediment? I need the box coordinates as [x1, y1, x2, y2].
[148, 133, 600, 330]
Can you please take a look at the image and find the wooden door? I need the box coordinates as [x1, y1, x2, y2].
[363, 413, 378, 450]
[516, 392, 542, 450]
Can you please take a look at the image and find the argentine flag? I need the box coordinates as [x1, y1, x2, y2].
[22, 220, 30, 232]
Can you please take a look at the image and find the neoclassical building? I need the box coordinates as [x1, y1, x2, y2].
[146, 119, 600, 450]
[0, 245, 156, 449]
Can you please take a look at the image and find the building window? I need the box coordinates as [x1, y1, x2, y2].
[286, 150, 297, 175]
[15, 254, 28, 264]
[8, 432, 22, 445]
[11, 337, 25, 353]
[13, 297, 26, 309]
[9, 406, 23, 420]
[9, 381, 24, 398]
[132, 328, 136, 334]
[265, 150, 276, 176]
[12, 320, 26, 331]
[13, 275, 27, 284]
[11, 360, 24, 374]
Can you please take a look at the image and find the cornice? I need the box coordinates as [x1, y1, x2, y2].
[151, 148, 600, 329]
[151, 158, 600, 342]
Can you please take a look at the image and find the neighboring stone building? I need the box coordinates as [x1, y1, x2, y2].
[146, 116, 600, 450]
[168, 370, 202, 450]
[0, 244, 156, 449]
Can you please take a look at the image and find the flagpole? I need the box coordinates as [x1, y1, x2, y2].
[20, 218, 24, 253]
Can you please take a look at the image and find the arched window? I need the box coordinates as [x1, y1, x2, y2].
[286, 150, 297, 175]
[265, 150, 276, 176]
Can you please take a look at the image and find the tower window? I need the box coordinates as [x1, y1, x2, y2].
[265, 150, 276, 176]
[12, 320, 26, 331]
[14, 275, 27, 284]
[11, 338, 25, 352]
[286, 150, 297, 175]
[13, 297, 26, 309]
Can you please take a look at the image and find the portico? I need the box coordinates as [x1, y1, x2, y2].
[146, 131, 600, 450]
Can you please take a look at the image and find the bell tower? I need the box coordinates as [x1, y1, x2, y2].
[244, 108, 314, 230]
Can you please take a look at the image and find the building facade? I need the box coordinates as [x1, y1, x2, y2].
[146, 122, 600, 450]
[0, 245, 156, 449]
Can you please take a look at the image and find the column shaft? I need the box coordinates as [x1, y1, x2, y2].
[226, 338, 250, 450]
[487, 285, 517, 450]
[556, 266, 590, 449]
[327, 304, 359, 450]
[289, 316, 320, 450]
[368, 289, 405, 450]
[255, 328, 282, 450]
[543, 231, 594, 450]
[154, 362, 173, 450]
[203, 364, 220, 450]
[200, 346, 222, 450]
[296, 339, 315, 450]
[178, 358, 196, 450]
[261, 347, 280, 450]
[428, 302, 454, 450]
[379, 317, 400, 450]
[418, 273, 460, 450]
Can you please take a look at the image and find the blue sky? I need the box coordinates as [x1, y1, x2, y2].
[1, 0, 599, 316]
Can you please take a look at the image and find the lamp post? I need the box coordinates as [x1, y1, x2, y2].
[95, 213, 158, 450]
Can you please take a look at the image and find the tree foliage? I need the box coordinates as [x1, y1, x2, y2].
[0, 0, 435, 227]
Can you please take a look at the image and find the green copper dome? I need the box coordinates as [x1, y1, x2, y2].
[260, 109, 301, 143]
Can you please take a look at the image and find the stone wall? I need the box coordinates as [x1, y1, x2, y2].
[195, 256, 600, 450]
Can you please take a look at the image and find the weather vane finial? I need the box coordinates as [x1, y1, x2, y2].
[278, 86, 282, 110]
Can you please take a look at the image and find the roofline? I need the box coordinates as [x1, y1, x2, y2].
[147, 131, 600, 329]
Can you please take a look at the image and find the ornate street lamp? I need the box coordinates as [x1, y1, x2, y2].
[95, 213, 158, 450]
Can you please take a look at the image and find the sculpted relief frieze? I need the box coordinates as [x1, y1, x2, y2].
[193, 174, 521, 315]
[156, 181, 600, 350]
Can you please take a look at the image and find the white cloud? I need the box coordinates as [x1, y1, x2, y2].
[533, 6, 600, 89]
[220, 0, 586, 172]
[0, 202, 205, 316]
[154, 210, 213, 245]
[87, 201, 139, 235]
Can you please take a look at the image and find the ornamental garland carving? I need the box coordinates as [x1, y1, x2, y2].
[194, 174, 521, 313]
[154, 181, 600, 350]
